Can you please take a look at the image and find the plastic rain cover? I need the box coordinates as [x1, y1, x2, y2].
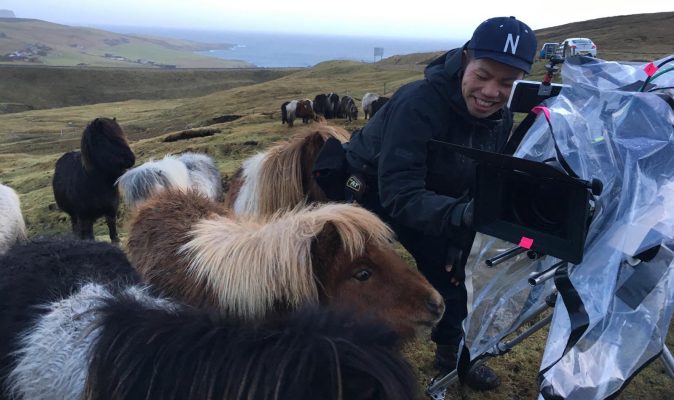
[461, 55, 674, 400]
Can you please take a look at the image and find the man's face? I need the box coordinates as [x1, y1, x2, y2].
[461, 55, 525, 118]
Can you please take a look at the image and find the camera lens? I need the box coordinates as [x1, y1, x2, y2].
[504, 173, 567, 236]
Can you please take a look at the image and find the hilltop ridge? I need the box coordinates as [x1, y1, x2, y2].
[377, 12, 674, 67]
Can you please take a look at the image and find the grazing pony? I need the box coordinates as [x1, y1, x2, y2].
[127, 189, 444, 340]
[0, 183, 27, 254]
[52, 117, 135, 242]
[284, 99, 316, 127]
[313, 93, 332, 118]
[0, 237, 141, 399]
[224, 123, 351, 217]
[362, 92, 379, 119]
[328, 92, 340, 118]
[5, 283, 417, 400]
[371, 96, 390, 117]
[116, 152, 222, 209]
[339, 95, 358, 121]
[281, 100, 290, 124]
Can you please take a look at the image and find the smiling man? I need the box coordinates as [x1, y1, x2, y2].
[341, 16, 537, 390]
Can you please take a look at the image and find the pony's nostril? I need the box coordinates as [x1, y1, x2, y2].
[426, 297, 445, 318]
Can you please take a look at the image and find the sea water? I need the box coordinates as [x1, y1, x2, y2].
[96, 25, 462, 68]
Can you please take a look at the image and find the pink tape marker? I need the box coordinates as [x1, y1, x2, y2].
[531, 105, 551, 121]
[643, 62, 658, 77]
[519, 236, 534, 249]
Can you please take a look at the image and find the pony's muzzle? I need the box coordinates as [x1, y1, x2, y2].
[426, 293, 446, 322]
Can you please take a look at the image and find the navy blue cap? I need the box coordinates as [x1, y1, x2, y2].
[467, 16, 537, 74]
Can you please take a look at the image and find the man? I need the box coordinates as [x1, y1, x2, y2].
[343, 16, 537, 390]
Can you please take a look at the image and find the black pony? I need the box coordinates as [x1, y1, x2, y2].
[0, 237, 140, 399]
[84, 300, 418, 400]
[52, 117, 135, 242]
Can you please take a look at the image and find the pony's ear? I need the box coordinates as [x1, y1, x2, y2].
[300, 132, 328, 196]
[310, 221, 343, 275]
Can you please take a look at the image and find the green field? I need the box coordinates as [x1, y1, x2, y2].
[0, 17, 251, 68]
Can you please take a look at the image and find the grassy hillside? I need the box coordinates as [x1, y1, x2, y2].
[0, 18, 251, 68]
[0, 12, 672, 400]
[376, 12, 674, 66]
[0, 65, 297, 111]
[535, 12, 674, 61]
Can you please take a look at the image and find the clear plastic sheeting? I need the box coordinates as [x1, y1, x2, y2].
[461, 54, 674, 400]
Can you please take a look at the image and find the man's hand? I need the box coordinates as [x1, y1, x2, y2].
[444, 246, 465, 286]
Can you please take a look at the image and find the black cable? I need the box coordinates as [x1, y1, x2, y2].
[639, 57, 674, 92]
[656, 56, 674, 68]
[647, 86, 674, 92]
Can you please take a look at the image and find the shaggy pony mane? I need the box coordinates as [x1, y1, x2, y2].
[255, 124, 350, 216]
[180, 202, 393, 319]
[80, 117, 131, 174]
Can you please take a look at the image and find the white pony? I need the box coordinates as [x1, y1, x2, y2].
[116, 152, 222, 209]
[361, 92, 380, 119]
[0, 183, 27, 254]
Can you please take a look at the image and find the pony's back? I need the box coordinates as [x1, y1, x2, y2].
[0, 237, 141, 392]
[85, 295, 417, 400]
[117, 155, 190, 208]
[126, 189, 228, 308]
[179, 153, 223, 201]
[117, 153, 222, 209]
[0, 183, 27, 255]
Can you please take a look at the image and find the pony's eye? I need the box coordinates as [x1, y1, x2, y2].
[353, 269, 371, 281]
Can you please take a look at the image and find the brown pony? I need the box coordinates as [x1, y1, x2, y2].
[224, 123, 350, 217]
[126, 189, 444, 340]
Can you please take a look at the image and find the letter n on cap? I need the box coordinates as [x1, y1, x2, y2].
[504, 33, 520, 54]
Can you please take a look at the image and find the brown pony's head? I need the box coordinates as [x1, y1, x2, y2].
[226, 123, 350, 217]
[179, 202, 444, 341]
[80, 117, 135, 177]
[306, 205, 445, 340]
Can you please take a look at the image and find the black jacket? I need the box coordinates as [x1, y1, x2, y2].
[345, 48, 513, 237]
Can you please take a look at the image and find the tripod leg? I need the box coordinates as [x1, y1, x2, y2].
[662, 344, 674, 379]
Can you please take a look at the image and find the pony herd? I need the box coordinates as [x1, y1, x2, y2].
[0, 117, 445, 399]
[282, 92, 362, 126]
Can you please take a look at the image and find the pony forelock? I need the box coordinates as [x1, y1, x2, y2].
[80, 117, 133, 174]
[179, 203, 393, 319]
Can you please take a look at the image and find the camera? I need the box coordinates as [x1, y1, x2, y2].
[429, 141, 600, 264]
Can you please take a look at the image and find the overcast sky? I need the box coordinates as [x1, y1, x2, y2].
[1, 0, 672, 39]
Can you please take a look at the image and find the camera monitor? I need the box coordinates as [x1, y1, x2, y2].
[507, 80, 565, 113]
[429, 140, 594, 264]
